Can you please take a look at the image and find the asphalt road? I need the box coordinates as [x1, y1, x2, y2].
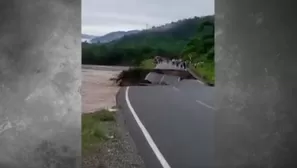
[117, 61, 215, 168]
[145, 62, 185, 85]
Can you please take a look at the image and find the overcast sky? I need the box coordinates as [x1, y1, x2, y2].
[82, 0, 214, 36]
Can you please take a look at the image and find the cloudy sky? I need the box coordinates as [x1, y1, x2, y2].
[82, 0, 214, 36]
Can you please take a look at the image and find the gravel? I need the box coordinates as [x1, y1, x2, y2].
[82, 120, 145, 168]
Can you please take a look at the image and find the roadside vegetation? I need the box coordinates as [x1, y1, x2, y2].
[139, 58, 155, 69]
[82, 109, 115, 155]
[82, 109, 145, 168]
[82, 15, 214, 85]
[181, 20, 214, 85]
[190, 61, 214, 85]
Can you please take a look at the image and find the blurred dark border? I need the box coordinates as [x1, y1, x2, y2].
[215, 0, 297, 167]
[0, 1, 81, 168]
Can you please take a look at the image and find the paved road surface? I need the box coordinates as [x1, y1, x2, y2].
[145, 62, 185, 85]
[117, 61, 215, 168]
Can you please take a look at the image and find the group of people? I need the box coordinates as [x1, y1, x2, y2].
[154, 56, 164, 64]
[171, 59, 188, 69]
[153, 56, 188, 69]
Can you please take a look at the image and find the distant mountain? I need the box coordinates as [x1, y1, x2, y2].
[90, 30, 140, 44]
[81, 34, 97, 43]
[82, 34, 96, 39]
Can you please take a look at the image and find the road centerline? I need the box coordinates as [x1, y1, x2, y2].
[195, 99, 215, 110]
[196, 80, 204, 84]
[125, 87, 171, 168]
[159, 75, 165, 84]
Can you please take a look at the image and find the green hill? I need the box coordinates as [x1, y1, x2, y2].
[82, 15, 214, 83]
[109, 16, 213, 52]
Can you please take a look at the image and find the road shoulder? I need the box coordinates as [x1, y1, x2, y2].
[82, 108, 145, 168]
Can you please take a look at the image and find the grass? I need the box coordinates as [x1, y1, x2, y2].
[139, 59, 155, 69]
[82, 109, 116, 154]
[190, 62, 214, 85]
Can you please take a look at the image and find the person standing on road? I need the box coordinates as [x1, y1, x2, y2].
[154, 57, 157, 64]
[179, 59, 182, 68]
[180, 61, 184, 69]
[154, 56, 160, 64]
[183, 61, 186, 69]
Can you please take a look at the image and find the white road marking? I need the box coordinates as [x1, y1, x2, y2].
[125, 87, 171, 168]
[185, 68, 205, 85]
[177, 77, 181, 82]
[173, 86, 180, 91]
[195, 99, 215, 110]
[160, 75, 165, 84]
[196, 79, 204, 84]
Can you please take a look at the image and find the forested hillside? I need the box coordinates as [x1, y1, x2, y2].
[181, 18, 214, 83]
[82, 15, 214, 82]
